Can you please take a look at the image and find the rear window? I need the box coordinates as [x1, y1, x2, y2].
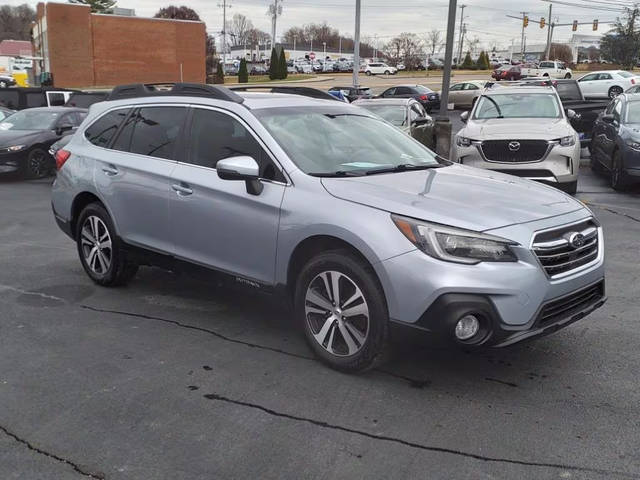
[0, 90, 19, 110]
[555, 82, 582, 101]
[84, 108, 131, 148]
[415, 85, 434, 94]
[618, 71, 634, 78]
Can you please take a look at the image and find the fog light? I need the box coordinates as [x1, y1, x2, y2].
[455, 315, 480, 340]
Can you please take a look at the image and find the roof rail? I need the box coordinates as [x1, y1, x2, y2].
[228, 85, 339, 101]
[105, 83, 245, 103]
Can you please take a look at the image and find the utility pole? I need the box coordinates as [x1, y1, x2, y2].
[545, 3, 553, 60]
[293, 34, 296, 54]
[456, 4, 466, 65]
[520, 11, 527, 61]
[269, 0, 282, 52]
[437, 0, 458, 158]
[353, 0, 361, 87]
[339, 37, 342, 56]
[218, 0, 231, 74]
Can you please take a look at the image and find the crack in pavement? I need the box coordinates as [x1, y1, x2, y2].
[80, 305, 432, 387]
[0, 284, 66, 302]
[201, 392, 636, 479]
[589, 203, 640, 224]
[0, 425, 105, 479]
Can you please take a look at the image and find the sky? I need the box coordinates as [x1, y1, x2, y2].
[7, 0, 627, 51]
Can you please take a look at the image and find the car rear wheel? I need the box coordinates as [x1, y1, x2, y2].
[76, 203, 138, 286]
[24, 148, 51, 179]
[608, 86, 623, 99]
[611, 150, 631, 191]
[564, 73, 572, 79]
[295, 250, 389, 373]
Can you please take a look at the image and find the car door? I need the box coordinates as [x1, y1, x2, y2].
[394, 86, 414, 100]
[597, 73, 614, 97]
[169, 106, 287, 285]
[591, 99, 616, 162]
[90, 105, 187, 254]
[448, 83, 464, 105]
[578, 73, 599, 97]
[601, 98, 623, 169]
[461, 82, 480, 107]
[381, 87, 396, 98]
[408, 103, 433, 148]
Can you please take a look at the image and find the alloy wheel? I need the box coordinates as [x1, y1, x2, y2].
[28, 150, 48, 178]
[304, 271, 369, 357]
[80, 216, 112, 274]
[609, 87, 622, 99]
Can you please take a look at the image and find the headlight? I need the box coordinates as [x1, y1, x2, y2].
[392, 215, 518, 264]
[559, 135, 576, 147]
[3, 145, 25, 153]
[456, 136, 472, 147]
[626, 139, 640, 151]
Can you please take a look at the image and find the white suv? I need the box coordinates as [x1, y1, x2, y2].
[365, 63, 397, 76]
[453, 85, 581, 194]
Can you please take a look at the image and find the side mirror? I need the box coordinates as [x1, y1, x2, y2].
[460, 111, 469, 123]
[601, 113, 615, 124]
[217, 156, 263, 195]
[412, 116, 431, 126]
[56, 124, 73, 135]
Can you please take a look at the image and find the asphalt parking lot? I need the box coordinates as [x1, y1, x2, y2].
[1, 161, 640, 480]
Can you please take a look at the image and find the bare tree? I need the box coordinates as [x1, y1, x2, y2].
[0, 4, 36, 41]
[384, 32, 424, 69]
[154, 5, 201, 20]
[468, 36, 481, 56]
[426, 29, 443, 56]
[227, 13, 253, 47]
[246, 28, 271, 46]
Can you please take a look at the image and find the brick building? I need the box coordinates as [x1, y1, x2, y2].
[32, 2, 206, 88]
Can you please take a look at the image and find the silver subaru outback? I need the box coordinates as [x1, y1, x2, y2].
[51, 83, 606, 372]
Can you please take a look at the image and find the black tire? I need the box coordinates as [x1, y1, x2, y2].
[294, 250, 389, 373]
[24, 148, 52, 179]
[565, 73, 572, 79]
[590, 155, 605, 174]
[365, 71, 372, 76]
[608, 86, 623, 99]
[76, 203, 138, 286]
[611, 150, 631, 191]
[384, 70, 390, 75]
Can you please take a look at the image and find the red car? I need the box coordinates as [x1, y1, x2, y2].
[492, 65, 522, 81]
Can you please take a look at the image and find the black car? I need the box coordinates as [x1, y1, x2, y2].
[0, 107, 86, 178]
[0, 75, 17, 89]
[378, 84, 440, 113]
[590, 93, 640, 190]
[328, 86, 373, 103]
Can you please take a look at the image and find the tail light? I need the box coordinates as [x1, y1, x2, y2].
[419, 94, 428, 101]
[632, 78, 636, 85]
[55, 149, 71, 170]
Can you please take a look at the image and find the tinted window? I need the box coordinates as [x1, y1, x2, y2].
[395, 87, 412, 95]
[555, 82, 582, 101]
[85, 109, 131, 148]
[111, 112, 136, 152]
[26, 92, 46, 108]
[128, 107, 187, 160]
[383, 88, 396, 96]
[540, 62, 553, 69]
[48, 92, 66, 106]
[0, 90, 19, 109]
[188, 108, 284, 181]
[580, 74, 597, 82]
[598, 73, 612, 80]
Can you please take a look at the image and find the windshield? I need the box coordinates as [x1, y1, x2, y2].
[0, 110, 59, 131]
[474, 93, 561, 119]
[357, 104, 407, 127]
[626, 101, 640, 123]
[255, 107, 439, 175]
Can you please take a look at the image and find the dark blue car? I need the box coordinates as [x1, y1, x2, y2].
[591, 93, 640, 190]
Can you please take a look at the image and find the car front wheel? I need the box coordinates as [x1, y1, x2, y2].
[365, 71, 372, 76]
[24, 148, 51, 179]
[76, 203, 138, 286]
[295, 250, 389, 372]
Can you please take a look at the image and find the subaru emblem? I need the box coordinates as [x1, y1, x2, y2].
[568, 232, 585, 249]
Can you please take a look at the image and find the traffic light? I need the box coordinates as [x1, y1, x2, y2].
[523, 15, 529, 27]
[540, 17, 546, 28]
[572, 20, 578, 31]
[593, 19, 598, 31]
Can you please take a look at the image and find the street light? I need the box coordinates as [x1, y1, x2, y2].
[323, 41, 327, 60]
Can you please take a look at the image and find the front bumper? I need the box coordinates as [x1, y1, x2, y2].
[0, 151, 24, 173]
[376, 210, 605, 347]
[455, 140, 580, 185]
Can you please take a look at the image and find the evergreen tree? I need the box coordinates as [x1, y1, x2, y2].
[461, 51, 473, 69]
[476, 51, 490, 70]
[269, 48, 279, 80]
[278, 49, 288, 79]
[213, 60, 224, 84]
[238, 58, 249, 83]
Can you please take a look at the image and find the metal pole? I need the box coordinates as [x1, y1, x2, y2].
[547, 23, 554, 61]
[339, 37, 342, 56]
[440, 0, 458, 116]
[293, 35, 296, 55]
[222, 0, 227, 74]
[456, 4, 466, 65]
[270, 0, 278, 52]
[545, 4, 552, 60]
[520, 11, 527, 62]
[353, 0, 361, 87]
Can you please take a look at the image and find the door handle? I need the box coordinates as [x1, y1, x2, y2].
[171, 183, 193, 196]
[102, 165, 118, 176]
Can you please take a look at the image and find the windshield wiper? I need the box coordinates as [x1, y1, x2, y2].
[482, 96, 504, 119]
[364, 163, 443, 175]
[308, 170, 366, 177]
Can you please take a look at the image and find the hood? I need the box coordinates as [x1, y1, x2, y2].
[0, 129, 44, 148]
[321, 164, 583, 232]
[462, 118, 572, 140]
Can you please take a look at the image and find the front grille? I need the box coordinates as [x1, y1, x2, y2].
[537, 281, 604, 327]
[480, 140, 549, 162]
[532, 219, 600, 278]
